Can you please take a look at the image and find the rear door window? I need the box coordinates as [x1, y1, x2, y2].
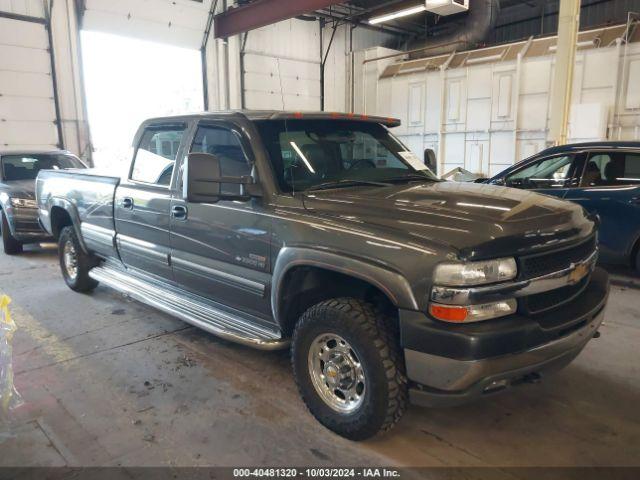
[584, 152, 640, 186]
[131, 125, 186, 186]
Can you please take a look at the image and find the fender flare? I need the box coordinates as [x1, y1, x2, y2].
[47, 197, 89, 253]
[270, 246, 419, 327]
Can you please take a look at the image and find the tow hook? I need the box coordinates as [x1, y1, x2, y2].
[593, 331, 601, 339]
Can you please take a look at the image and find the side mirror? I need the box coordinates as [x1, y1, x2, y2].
[184, 152, 261, 203]
[424, 148, 437, 174]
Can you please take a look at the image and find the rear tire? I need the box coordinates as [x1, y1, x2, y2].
[291, 298, 407, 441]
[1, 210, 23, 255]
[58, 226, 98, 292]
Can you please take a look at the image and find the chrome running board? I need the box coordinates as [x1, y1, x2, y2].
[89, 264, 289, 351]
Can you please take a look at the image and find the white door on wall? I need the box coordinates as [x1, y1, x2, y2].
[242, 52, 321, 111]
[0, 15, 59, 151]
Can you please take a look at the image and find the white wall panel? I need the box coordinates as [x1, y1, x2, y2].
[371, 39, 640, 177]
[625, 59, 640, 110]
[408, 83, 424, 127]
[0, 16, 58, 151]
[0, 0, 45, 17]
[0, 44, 51, 73]
[82, 0, 212, 49]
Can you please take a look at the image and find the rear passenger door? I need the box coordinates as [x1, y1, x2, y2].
[169, 121, 273, 321]
[564, 151, 640, 262]
[115, 122, 186, 281]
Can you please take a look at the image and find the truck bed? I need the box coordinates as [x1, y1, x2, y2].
[36, 169, 121, 258]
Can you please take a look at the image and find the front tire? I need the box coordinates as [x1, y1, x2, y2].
[1, 210, 23, 255]
[58, 226, 98, 292]
[292, 298, 407, 440]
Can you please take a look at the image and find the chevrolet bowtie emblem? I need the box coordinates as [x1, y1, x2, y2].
[568, 263, 589, 284]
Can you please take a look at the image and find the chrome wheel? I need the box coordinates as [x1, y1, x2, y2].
[63, 240, 78, 281]
[308, 333, 366, 414]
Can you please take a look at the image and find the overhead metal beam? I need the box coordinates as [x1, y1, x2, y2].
[214, 0, 345, 38]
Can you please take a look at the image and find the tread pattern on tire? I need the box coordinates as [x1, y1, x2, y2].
[292, 297, 407, 440]
[59, 226, 99, 292]
[1, 211, 23, 255]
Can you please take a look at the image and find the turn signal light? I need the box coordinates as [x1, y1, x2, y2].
[429, 299, 517, 323]
[429, 304, 468, 323]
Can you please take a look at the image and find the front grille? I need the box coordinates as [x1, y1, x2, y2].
[519, 236, 596, 279]
[521, 275, 590, 315]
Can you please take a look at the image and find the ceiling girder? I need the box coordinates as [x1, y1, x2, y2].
[213, 0, 345, 38]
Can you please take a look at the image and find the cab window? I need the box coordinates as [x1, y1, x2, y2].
[131, 125, 186, 186]
[505, 155, 577, 189]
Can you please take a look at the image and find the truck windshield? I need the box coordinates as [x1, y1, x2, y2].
[1, 154, 85, 181]
[254, 119, 437, 193]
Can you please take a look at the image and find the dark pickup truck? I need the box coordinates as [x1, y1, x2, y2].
[36, 111, 609, 440]
[0, 150, 86, 254]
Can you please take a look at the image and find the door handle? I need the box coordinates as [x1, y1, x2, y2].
[171, 205, 188, 219]
[121, 197, 134, 210]
[631, 195, 640, 205]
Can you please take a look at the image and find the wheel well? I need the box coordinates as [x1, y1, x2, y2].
[278, 266, 398, 336]
[50, 206, 73, 240]
[632, 234, 640, 268]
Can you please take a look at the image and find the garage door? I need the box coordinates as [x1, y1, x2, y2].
[0, 14, 60, 151]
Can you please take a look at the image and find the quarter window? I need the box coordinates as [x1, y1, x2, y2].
[131, 126, 185, 186]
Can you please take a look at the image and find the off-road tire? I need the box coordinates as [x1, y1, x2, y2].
[291, 297, 407, 440]
[1, 210, 23, 255]
[58, 226, 99, 292]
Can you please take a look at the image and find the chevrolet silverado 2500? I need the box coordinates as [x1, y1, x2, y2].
[36, 111, 609, 440]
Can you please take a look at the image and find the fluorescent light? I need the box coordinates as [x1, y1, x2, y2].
[369, 4, 426, 24]
[289, 141, 316, 174]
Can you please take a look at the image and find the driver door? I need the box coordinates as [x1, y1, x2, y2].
[169, 121, 273, 321]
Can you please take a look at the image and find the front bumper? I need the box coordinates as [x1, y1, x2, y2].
[401, 267, 609, 407]
[5, 206, 51, 242]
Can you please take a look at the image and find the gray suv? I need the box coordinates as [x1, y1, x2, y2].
[36, 112, 609, 440]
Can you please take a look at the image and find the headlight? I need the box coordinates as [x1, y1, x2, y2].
[433, 257, 517, 286]
[10, 198, 37, 208]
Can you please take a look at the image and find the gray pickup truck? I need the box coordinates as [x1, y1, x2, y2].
[36, 111, 609, 440]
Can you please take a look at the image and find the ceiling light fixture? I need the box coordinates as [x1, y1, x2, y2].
[369, 4, 427, 25]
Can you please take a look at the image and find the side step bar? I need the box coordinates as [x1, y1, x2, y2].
[89, 264, 289, 351]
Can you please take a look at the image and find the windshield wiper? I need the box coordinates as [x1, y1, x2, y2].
[381, 174, 439, 183]
[307, 180, 391, 192]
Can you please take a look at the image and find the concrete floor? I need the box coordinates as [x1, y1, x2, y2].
[1, 244, 639, 468]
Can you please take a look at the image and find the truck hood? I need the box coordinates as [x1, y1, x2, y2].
[0, 179, 36, 199]
[301, 181, 595, 259]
